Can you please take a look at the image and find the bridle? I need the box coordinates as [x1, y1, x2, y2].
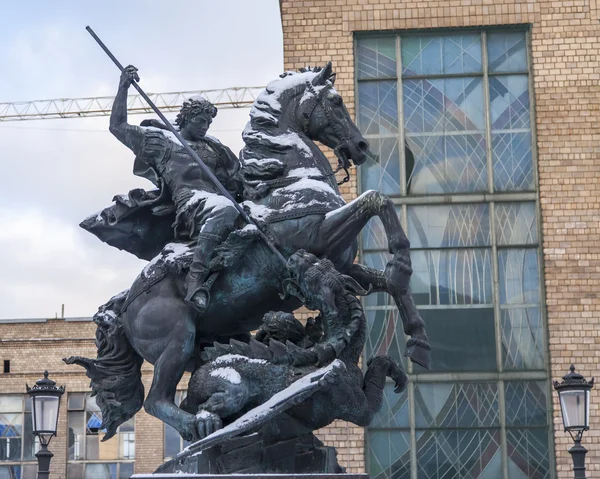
[302, 81, 351, 186]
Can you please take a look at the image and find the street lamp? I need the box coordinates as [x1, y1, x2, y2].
[553, 364, 594, 479]
[26, 371, 65, 479]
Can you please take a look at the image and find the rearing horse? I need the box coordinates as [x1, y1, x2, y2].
[65, 63, 430, 442]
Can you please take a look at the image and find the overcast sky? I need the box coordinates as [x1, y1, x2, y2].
[0, 1, 284, 319]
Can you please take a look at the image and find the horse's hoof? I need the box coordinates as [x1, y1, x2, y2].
[404, 341, 431, 370]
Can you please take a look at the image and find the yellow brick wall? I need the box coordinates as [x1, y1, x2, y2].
[0, 319, 163, 478]
[281, 0, 600, 477]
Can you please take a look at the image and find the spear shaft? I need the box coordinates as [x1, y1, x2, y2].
[85, 26, 287, 266]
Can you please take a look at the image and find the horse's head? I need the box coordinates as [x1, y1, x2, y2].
[297, 63, 369, 168]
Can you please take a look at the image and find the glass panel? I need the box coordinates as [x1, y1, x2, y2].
[411, 249, 493, 306]
[34, 396, 59, 433]
[502, 307, 545, 370]
[357, 37, 397, 79]
[119, 463, 134, 479]
[494, 202, 537, 246]
[85, 463, 116, 479]
[21, 465, 36, 479]
[493, 132, 533, 191]
[487, 31, 527, 73]
[406, 134, 488, 194]
[560, 390, 587, 429]
[368, 430, 411, 479]
[416, 429, 501, 478]
[0, 466, 21, 479]
[498, 249, 540, 305]
[22, 413, 35, 460]
[370, 383, 409, 429]
[86, 432, 100, 460]
[68, 394, 85, 411]
[67, 463, 84, 479]
[408, 204, 490, 248]
[415, 383, 499, 428]
[358, 81, 398, 136]
[67, 464, 83, 479]
[366, 309, 407, 368]
[506, 428, 550, 479]
[403, 79, 444, 133]
[164, 424, 181, 461]
[363, 216, 393, 252]
[68, 410, 85, 460]
[505, 381, 548, 427]
[490, 75, 530, 130]
[86, 410, 102, 434]
[404, 78, 485, 133]
[361, 137, 401, 196]
[0, 397, 22, 414]
[0, 413, 22, 436]
[0, 438, 22, 461]
[414, 308, 496, 373]
[402, 34, 482, 77]
[85, 395, 101, 413]
[119, 432, 135, 460]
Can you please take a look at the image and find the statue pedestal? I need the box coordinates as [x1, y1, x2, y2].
[135, 476, 369, 479]
[155, 432, 350, 475]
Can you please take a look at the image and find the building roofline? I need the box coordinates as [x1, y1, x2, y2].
[0, 316, 93, 324]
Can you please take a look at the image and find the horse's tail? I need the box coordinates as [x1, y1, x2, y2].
[63, 290, 144, 441]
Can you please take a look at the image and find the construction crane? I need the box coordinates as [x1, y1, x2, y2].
[0, 86, 265, 122]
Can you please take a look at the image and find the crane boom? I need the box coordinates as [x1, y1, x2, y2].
[0, 87, 264, 122]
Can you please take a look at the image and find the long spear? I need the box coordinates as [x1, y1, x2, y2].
[85, 26, 287, 266]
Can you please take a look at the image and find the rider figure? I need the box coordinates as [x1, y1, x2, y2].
[110, 65, 241, 313]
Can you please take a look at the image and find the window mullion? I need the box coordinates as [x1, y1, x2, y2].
[397, 35, 407, 198]
[483, 30, 509, 479]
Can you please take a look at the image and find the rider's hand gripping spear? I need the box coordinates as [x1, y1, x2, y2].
[85, 26, 288, 268]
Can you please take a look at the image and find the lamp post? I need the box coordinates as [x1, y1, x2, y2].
[553, 364, 594, 479]
[26, 371, 65, 479]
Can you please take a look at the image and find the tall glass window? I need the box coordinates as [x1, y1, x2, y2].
[67, 393, 134, 479]
[0, 395, 37, 479]
[357, 30, 552, 479]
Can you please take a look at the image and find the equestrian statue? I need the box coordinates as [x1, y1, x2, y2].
[64, 52, 431, 467]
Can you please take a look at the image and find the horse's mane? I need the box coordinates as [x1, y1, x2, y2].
[241, 67, 334, 190]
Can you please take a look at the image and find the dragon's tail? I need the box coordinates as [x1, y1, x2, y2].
[63, 291, 144, 441]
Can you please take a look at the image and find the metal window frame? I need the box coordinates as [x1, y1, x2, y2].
[0, 394, 37, 468]
[66, 392, 135, 477]
[355, 27, 554, 479]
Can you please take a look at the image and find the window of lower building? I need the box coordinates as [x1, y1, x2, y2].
[164, 391, 191, 462]
[357, 29, 553, 479]
[67, 393, 134, 479]
[0, 395, 37, 479]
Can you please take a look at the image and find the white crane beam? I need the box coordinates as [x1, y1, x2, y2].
[0, 87, 264, 122]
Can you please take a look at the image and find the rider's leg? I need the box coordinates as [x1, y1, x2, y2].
[186, 203, 239, 312]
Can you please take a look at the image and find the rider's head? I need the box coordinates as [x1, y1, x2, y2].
[176, 98, 217, 141]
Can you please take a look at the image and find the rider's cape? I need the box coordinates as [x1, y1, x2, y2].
[80, 183, 176, 262]
[81, 124, 175, 261]
[81, 121, 242, 261]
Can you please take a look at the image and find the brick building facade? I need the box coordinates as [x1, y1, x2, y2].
[279, 1, 600, 478]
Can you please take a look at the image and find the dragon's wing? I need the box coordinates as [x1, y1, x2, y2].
[179, 359, 342, 459]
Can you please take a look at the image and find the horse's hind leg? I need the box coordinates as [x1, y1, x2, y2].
[141, 303, 219, 441]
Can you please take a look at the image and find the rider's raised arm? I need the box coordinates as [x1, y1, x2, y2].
[109, 65, 145, 155]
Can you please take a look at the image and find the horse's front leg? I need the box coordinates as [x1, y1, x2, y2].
[345, 264, 430, 370]
[317, 191, 431, 369]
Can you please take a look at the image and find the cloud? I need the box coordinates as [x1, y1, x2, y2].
[0, 206, 145, 319]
